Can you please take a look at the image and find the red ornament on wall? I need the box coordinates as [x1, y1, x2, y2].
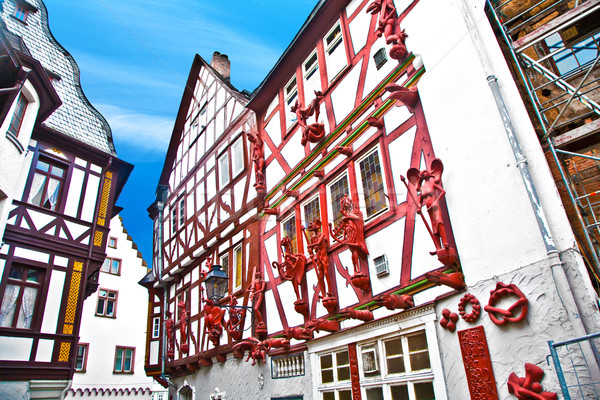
[374, 293, 414, 311]
[439, 308, 458, 332]
[165, 310, 175, 359]
[507, 363, 557, 400]
[348, 343, 362, 400]
[291, 91, 326, 146]
[247, 270, 267, 338]
[366, 0, 408, 61]
[203, 299, 225, 347]
[246, 130, 265, 195]
[458, 293, 481, 323]
[303, 220, 337, 313]
[484, 282, 529, 326]
[458, 326, 499, 400]
[272, 236, 308, 316]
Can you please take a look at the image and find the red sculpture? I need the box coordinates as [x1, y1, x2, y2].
[425, 271, 465, 290]
[330, 195, 370, 291]
[178, 299, 189, 354]
[284, 325, 315, 341]
[272, 236, 308, 316]
[291, 91, 326, 146]
[458, 327, 499, 399]
[246, 130, 265, 194]
[303, 220, 337, 313]
[335, 145, 353, 157]
[233, 337, 290, 366]
[248, 270, 267, 337]
[165, 311, 175, 359]
[458, 293, 481, 323]
[440, 308, 459, 332]
[225, 296, 244, 341]
[203, 299, 225, 347]
[340, 308, 374, 322]
[385, 84, 419, 111]
[484, 282, 529, 326]
[507, 363, 557, 400]
[305, 317, 340, 333]
[402, 159, 457, 267]
[366, 0, 408, 61]
[374, 293, 414, 311]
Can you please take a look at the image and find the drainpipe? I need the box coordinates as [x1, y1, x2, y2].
[459, 0, 589, 336]
[154, 184, 179, 398]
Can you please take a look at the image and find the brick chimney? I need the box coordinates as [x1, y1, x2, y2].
[210, 51, 230, 82]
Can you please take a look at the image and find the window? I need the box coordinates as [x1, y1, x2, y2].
[319, 348, 352, 400]
[27, 157, 67, 211]
[171, 205, 178, 234]
[285, 76, 298, 130]
[232, 136, 244, 176]
[114, 346, 134, 373]
[324, 22, 347, 81]
[328, 174, 350, 227]
[75, 343, 89, 372]
[545, 31, 600, 75]
[13, 4, 28, 22]
[358, 149, 387, 218]
[303, 196, 321, 227]
[179, 197, 185, 226]
[373, 48, 388, 70]
[152, 317, 161, 339]
[233, 244, 243, 291]
[96, 289, 117, 317]
[0, 264, 43, 329]
[303, 50, 322, 101]
[108, 237, 117, 248]
[101, 258, 120, 275]
[7, 93, 28, 139]
[219, 152, 230, 187]
[282, 214, 297, 253]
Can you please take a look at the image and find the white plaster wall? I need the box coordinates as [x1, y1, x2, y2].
[72, 215, 153, 397]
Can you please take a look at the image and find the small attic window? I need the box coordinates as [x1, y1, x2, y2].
[373, 48, 388, 70]
[13, 1, 37, 23]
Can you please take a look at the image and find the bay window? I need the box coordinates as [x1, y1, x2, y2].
[0, 264, 43, 329]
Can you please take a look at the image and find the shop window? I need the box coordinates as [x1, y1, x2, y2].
[114, 346, 134, 373]
[96, 289, 117, 317]
[0, 264, 43, 329]
[358, 149, 387, 218]
[328, 174, 350, 227]
[282, 214, 297, 253]
[325, 22, 347, 81]
[101, 258, 121, 275]
[27, 157, 67, 212]
[75, 343, 89, 372]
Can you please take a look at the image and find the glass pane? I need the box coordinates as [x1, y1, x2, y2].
[101, 259, 110, 272]
[322, 392, 335, 400]
[106, 300, 114, 316]
[385, 338, 403, 356]
[338, 365, 350, 381]
[115, 349, 123, 372]
[96, 298, 105, 315]
[366, 387, 384, 400]
[111, 260, 119, 274]
[9, 266, 24, 280]
[50, 165, 65, 178]
[409, 351, 431, 371]
[124, 349, 132, 371]
[387, 355, 405, 374]
[337, 350, 349, 366]
[17, 286, 38, 328]
[233, 139, 244, 172]
[322, 369, 334, 384]
[359, 151, 386, 217]
[391, 385, 409, 400]
[37, 160, 50, 172]
[28, 173, 47, 207]
[108, 291, 116, 298]
[234, 246, 242, 288]
[304, 197, 321, 226]
[414, 382, 435, 400]
[339, 390, 352, 400]
[282, 216, 297, 253]
[321, 354, 332, 369]
[408, 332, 428, 351]
[0, 284, 19, 327]
[329, 176, 349, 227]
[44, 178, 61, 210]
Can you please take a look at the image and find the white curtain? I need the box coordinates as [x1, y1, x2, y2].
[28, 174, 46, 206]
[46, 178, 60, 210]
[0, 285, 19, 327]
[18, 287, 38, 328]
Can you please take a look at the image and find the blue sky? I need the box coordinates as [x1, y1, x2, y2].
[44, 0, 317, 261]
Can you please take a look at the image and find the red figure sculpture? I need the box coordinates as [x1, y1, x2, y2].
[284, 325, 315, 341]
[440, 308, 459, 332]
[375, 293, 414, 311]
[178, 300, 189, 354]
[248, 270, 267, 338]
[484, 282, 529, 326]
[403, 159, 457, 267]
[425, 271, 465, 290]
[507, 363, 557, 400]
[246, 130, 265, 194]
[225, 296, 244, 341]
[385, 84, 419, 111]
[304, 220, 337, 313]
[330, 195, 371, 291]
[366, 0, 408, 61]
[458, 293, 481, 323]
[272, 236, 308, 316]
[203, 299, 225, 347]
[291, 91, 326, 146]
[305, 317, 340, 333]
[165, 311, 175, 359]
[340, 308, 374, 322]
[233, 337, 290, 366]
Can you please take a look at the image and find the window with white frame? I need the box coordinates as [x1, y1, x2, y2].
[233, 244, 243, 291]
[232, 136, 244, 176]
[303, 196, 321, 227]
[171, 206, 178, 234]
[152, 316, 161, 338]
[328, 174, 350, 228]
[101, 258, 120, 275]
[318, 348, 352, 400]
[179, 197, 185, 226]
[281, 214, 298, 253]
[285, 76, 299, 130]
[218, 151, 230, 187]
[324, 22, 347, 82]
[303, 50, 322, 102]
[357, 148, 388, 219]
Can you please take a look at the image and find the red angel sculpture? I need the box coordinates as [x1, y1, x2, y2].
[291, 91, 326, 146]
[330, 194, 370, 291]
[402, 158, 457, 266]
[272, 236, 308, 316]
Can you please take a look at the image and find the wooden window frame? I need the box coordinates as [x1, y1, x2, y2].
[0, 264, 45, 330]
[324, 21, 347, 82]
[108, 237, 117, 248]
[232, 243, 243, 293]
[114, 346, 135, 374]
[327, 173, 350, 229]
[356, 147, 389, 220]
[152, 316, 161, 339]
[7, 93, 28, 138]
[96, 288, 118, 318]
[75, 343, 89, 373]
[26, 155, 68, 212]
[101, 257, 121, 275]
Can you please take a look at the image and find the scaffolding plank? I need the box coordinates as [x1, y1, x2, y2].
[553, 119, 600, 147]
[512, 0, 600, 52]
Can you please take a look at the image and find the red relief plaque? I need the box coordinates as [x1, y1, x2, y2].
[458, 326, 499, 400]
[347, 343, 362, 400]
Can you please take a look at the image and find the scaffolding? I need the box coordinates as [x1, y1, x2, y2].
[487, 0, 600, 283]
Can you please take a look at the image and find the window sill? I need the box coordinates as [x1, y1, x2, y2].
[10, 15, 28, 25]
[94, 314, 116, 319]
[5, 132, 25, 153]
[113, 371, 134, 375]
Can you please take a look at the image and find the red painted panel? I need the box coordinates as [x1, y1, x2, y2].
[457, 326, 499, 400]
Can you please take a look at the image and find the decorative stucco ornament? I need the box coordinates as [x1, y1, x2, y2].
[402, 158, 458, 267]
[439, 308, 458, 332]
[458, 293, 481, 323]
[272, 236, 308, 316]
[291, 91, 326, 146]
[284, 325, 315, 341]
[385, 84, 419, 111]
[484, 282, 529, 326]
[507, 363, 557, 400]
[330, 194, 370, 291]
[305, 317, 340, 333]
[303, 220, 337, 313]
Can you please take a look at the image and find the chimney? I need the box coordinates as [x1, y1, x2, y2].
[210, 51, 230, 82]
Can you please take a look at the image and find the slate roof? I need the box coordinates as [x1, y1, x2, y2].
[1, 0, 116, 155]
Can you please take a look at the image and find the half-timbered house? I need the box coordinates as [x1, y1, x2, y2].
[147, 1, 600, 399]
[0, 0, 132, 398]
